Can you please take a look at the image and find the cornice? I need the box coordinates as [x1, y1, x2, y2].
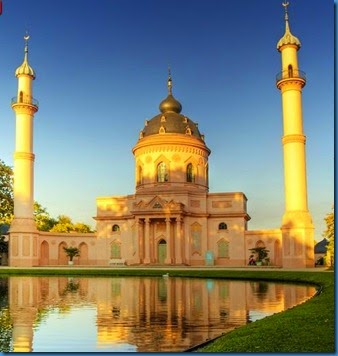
[12, 103, 38, 115]
[282, 134, 306, 145]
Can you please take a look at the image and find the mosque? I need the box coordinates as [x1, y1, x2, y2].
[8, 2, 314, 268]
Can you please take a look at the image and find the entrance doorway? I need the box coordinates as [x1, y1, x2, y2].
[158, 239, 167, 264]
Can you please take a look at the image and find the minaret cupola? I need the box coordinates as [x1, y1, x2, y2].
[277, 1, 301, 51]
[15, 34, 36, 79]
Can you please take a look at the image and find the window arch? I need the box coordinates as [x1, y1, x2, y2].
[186, 163, 195, 183]
[112, 224, 120, 232]
[111, 241, 121, 259]
[157, 161, 168, 182]
[218, 222, 227, 230]
[218, 240, 229, 258]
[137, 165, 143, 185]
[288, 64, 293, 78]
[256, 240, 265, 248]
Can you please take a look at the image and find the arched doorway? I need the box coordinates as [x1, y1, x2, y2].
[158, 239, 167, 264]
[58, 242, 68, 265]
[274, 240, 282, 266]
[40, 241, 49, 266]
[79, 242, 88, 265]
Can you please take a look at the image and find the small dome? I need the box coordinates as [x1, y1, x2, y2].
[15, 35, 36, 79]
[159, 94, 182, 114]
[277, 27, 301, 51]
[277, 5, 301, 51]
[15, 60, 35, 78]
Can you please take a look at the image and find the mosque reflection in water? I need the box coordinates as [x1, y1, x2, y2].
[0, 276, 315, 352]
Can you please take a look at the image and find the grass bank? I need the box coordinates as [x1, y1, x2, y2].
[0, 268, 334, 352]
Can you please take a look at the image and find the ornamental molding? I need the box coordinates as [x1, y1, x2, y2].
[14, 151, 35, 161]
[277, 79, 305, 91]
[135, 145, 209, 158]
[132, 195, 185, 214]
[282, 134, 306, 145]
[12, 104, 38, 115]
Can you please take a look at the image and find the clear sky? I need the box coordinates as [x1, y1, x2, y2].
[0, 0, 334, 240]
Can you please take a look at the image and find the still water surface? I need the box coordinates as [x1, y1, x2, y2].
[0, 276, 316, 352]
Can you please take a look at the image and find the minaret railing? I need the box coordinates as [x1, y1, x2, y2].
[276, 69, 306, 83]
[11, 95, 39, 109]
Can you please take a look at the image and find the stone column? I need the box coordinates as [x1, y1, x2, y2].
[165, 218, 172, 264]
[138, 219, 144, 263]
[175, 217, 183, 264]
[144, 218, 150, 264]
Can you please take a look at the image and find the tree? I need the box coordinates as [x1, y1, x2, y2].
[50, 215, 94, 233]
[34, 202, 57, 231]
[249, 247, 270, 263]
[323, 206, 334, 267]
[63, 246, 80, 262]
[0, 160, 13, 224]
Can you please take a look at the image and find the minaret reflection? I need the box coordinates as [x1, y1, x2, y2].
[6, 276, 316, 352]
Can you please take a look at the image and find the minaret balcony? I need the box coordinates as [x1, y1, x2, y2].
[276, 69, 306, 88]
[11, 95, 39, 110]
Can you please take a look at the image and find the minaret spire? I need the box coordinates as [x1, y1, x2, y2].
[282, 1, 290, 31]
[167, 66, 173, 95]
[24, 32, 29, 59]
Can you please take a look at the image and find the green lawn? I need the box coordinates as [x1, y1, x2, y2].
[0, 268, 334, 352]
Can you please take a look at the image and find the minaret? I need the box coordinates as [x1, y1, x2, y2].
[9, 34, 39, 267]
[276, 2, 314, 268]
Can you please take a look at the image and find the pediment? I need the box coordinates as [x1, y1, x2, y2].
[132, 196, 185, 213]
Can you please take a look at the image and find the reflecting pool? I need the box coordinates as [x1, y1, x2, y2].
[0, 276, 316, 352]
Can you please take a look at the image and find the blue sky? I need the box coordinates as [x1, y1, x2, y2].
[0, 0, 334, 240]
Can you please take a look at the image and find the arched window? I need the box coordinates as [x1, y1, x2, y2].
[157, 162, 168, 182]
[137, 166, 143, 185]
[288, 64, 293, 78]
[218, 222, 227, 230]
[111, 242, 121, 258]
[218, 240, 229, 258]
[112, 224, 120, 232]
[186, 163, 195, 183]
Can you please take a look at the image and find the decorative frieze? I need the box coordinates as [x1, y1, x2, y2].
[190, 200, 200, 208]
[212, 201, 232, 208]
[135, 145, 209, 158]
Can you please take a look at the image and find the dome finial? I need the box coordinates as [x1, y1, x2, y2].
[282, 1, 289, 20]
[282, 1, 290, 31]
[167, 65, 173, 95]
[24, 31, 30, 59]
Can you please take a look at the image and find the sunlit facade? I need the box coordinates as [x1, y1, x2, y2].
[8, 3, 314, 268]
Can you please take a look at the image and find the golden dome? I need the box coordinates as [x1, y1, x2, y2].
[15, 35, 36, 79]
[159, 94, 182, 113]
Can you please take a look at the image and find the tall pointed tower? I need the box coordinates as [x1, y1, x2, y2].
[9, 34, 39, 267]
[276, 2, 314, 268]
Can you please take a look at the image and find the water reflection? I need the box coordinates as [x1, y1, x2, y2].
[0, 276, 316, 352]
